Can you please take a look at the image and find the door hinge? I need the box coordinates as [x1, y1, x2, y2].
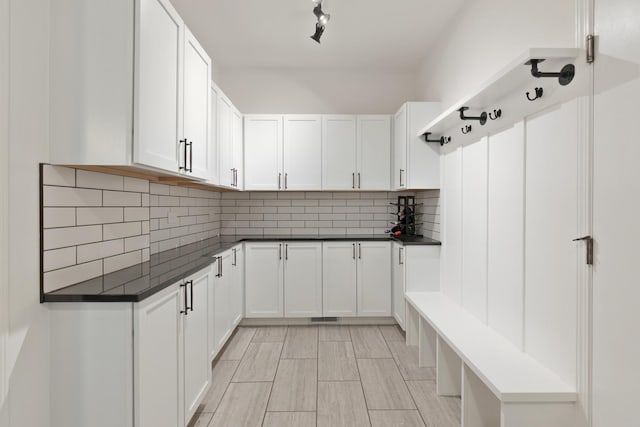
[586, 34, 595, 64]
[573, 235, 594, 265]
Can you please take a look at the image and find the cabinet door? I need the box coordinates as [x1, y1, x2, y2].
[183, 268, 211, 424]
[284, 243, 322, 317]
[393, 106, 407, 189]
[244, 115, 283, 190]
[358, 115, 391, 190]
[357, 241, 391, 316]
[218, 95, 234, 187]
[230, 245, 244, 326]
[208, 83, 220, 185]
[213, 253, 231, 351]
[391, 243, 406, 329]
[134, 0, 183, 173]
[283, 115, 322, 190]
[322, 115, 357, 190]
[245, 243, 283, 317]
[134, 283, 184, 427]
[322, 242, 357, 317]
[232, 108, 244, 189]
[183, 27, 211, 180]
[406, 102, 441, 189]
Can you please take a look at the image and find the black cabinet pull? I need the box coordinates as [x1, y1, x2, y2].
[358, 173, 361, 189]
[284, 173, 288, 189]
[188, 280, 194, 312]
[179, 139, 188, 171]
[358, 243, 362, 259]
[285, 244, 288, 260]
[278, 173, 282, 190]
[187, 141, 193, 172]
[279, 244, 282, 260]
[352, 243, 356, 259]
[180, 283, 188, 315]
[352, 173, 355, 189]
[399, 247, 404, 265]
[232, 248, 237, 266]
[230, 168, 234, 187]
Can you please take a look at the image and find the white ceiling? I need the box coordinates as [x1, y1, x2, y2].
[171, 0, 465, 70]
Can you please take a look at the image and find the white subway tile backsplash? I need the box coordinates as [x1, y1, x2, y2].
[149, 183, 171, 195]
[103, 250, 142, 274]
[77, 239, 124, 263]
[124, 207, 149, 222]
[103, 191, 141, 207]
[44, 225, 102, 250]
[43, 260, 102, 293]
[169, 186, 189, 197]
[43, 165, 76, 187]
[124, 235, 149, 252]
[124, 177, 149, 193]
[43, 208, 76, 228]
[141, 193, 150, 207]
[44, 186, 102, 207]
[76, 207, 123, 225]
[103, 222, 141, 240]
[76, 170, 124, 191]
[43, 247, 77, 272]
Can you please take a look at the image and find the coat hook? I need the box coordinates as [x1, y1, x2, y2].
[461, 125, 472, 135]
[489, 109, 502, 120]
[458, 107, 487, 125]
[526, 87, 544, 101]
[525, 59, 575, 86]
[424, 132, 451, 146]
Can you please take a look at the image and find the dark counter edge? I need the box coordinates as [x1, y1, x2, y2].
[42, 235, 441, 303]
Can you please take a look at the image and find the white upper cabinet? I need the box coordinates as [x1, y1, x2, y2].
[283, 115, 323, 190]
[50, 0, 220, 180]
[244, 116, 283, 190]
[357, 115, 392, 190]
[134, 0, 184, 173]
[232, 108, 244, 190]
[218, 94, 234, 188]
[182, 27, 211, 180]
[393, 102, 441, 190]
[322, 116, 358, 190]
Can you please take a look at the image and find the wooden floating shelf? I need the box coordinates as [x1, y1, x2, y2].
[417, 48, 581, 139]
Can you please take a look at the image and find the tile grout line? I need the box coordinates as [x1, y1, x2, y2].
[260, 329, 286, 427]
[349, 326, 373, 427]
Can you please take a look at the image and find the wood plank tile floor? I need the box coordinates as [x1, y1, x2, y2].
[190, 325, 461, 427]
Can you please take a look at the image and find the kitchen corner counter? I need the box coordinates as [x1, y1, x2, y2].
[42, 234, 440, 303]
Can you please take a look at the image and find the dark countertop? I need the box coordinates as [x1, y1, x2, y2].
[42, 234, 440, 303]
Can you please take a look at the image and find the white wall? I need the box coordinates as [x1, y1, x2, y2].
[0, 0, 9, 424]
[219, 67, 422, 114]
[6, 1, 52, 426]
[417, 0, 575, 108]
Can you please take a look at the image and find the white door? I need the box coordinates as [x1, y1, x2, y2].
[322, 115, 357, 190]
[232, 108, 244, 189]
[182, 27, 211, 180]
[183, 269, 211, 424]
[208, 83, 220, 185]
[357, 115, 392, 190]
[391, 242, 405, 329]
[213, 253, 230, 351]
[357, 241, 391, 316]
[245, 243, 284, 317]
[393, 106, 407, 189]
[218, 95, 233, 188]
[244, 115, 283, 190]
[283, 115, 322, 190]
[592, 2, 640, 425]
[230, 245, 244, 326]
[134, 284, 184, 427]
[284, 242, 322, 317]
[134, 0, 183, 173]
[322, 242, 357, 317]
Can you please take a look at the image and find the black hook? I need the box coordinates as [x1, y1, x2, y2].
[458, 107, 487, 126]
[526, 87, 544, 101]
[423, 133, 451, 146]
[525, 59, 575, 86]
[489, 109, 502, 120]
[461, 125, 472, 135]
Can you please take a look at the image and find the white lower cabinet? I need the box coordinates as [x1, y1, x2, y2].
[245, 242, 284, 317]
[245, 242, 322, 318]
[392, 242, 406, 329]
[211, 244, 244, 356]
[322, 242, 358, 316]
[283, 243, 323, 317]
[356, 242, 392, 316]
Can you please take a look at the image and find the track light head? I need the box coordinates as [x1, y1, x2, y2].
[310, 22, 325, 43]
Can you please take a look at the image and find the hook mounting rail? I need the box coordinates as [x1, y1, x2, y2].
[525, 58, 575, 86]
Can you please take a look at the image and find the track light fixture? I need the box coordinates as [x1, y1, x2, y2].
[310, 0, 330, 43]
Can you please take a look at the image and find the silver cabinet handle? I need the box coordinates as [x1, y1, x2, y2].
[230, 168, 235, 187]
[399, 169, 405, 187]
